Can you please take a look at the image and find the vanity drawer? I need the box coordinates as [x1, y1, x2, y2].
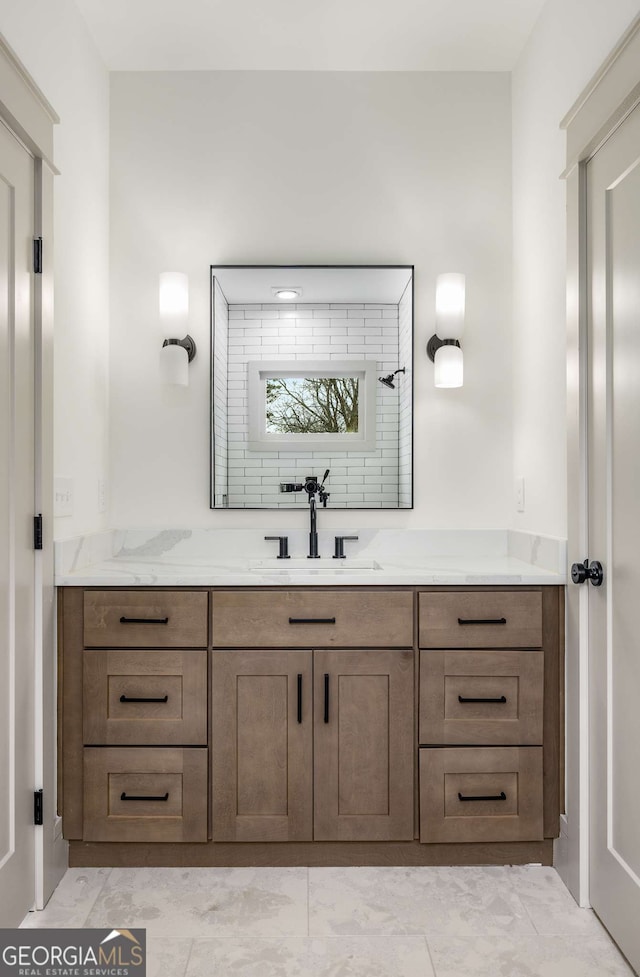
[418, 591, 542, 648]
[83, 651, 207, 745]
[83, 747, 208, 842]
[83, 591, 208, 648]
[419, 649, 544, 745]
[419, 746, 543, 843]
[211, 590, 413, 647]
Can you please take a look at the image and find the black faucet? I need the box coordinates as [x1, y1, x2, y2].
[280, 471, 330, 558]
[304, 470, 330, 558]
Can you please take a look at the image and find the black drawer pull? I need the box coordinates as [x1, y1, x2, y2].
[120, 792, 169, 802]
[297, 674, 303, 724]
[458, 791, 507, 802]
[119, 616, 169, 625]
[457, 617, 507, 626]
[119, 694, 169, 704]
[289, 617, 336, 625]
[324, 673, 330, 723]
[458, 695, 507, 704]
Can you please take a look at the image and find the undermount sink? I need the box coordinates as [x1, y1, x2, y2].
[249, 558, 381, 573]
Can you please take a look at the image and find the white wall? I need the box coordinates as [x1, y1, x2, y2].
[110, 70, 513, 530]
[398, 283, 413, 508]
[212, 279, 229, 507]
[2, 0, 110, 539]
[511, 0, 639, 538]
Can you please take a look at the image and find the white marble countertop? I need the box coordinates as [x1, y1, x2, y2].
[54, 529, 567, 587]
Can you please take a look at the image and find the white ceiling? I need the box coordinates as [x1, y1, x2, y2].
[212, 266, 413, 305]
[74, 0, 546, 72]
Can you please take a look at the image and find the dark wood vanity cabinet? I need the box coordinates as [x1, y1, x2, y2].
[59, 588, 210, 844]
[58, 583, 563, 866]
[417, 587, 563, 846]
[212, 647, 414, 843]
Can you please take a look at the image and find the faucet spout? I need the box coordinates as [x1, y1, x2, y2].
[308, 494, 319, 559]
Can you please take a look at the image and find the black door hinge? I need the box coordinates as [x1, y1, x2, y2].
[34, 514, 43, 550]
[33, 237, 43, 275]
[34, 789, 43, 826]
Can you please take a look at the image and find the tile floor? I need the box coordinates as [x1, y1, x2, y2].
[20, 865, 636, 976]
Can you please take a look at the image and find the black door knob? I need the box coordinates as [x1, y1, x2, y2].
[571, 559, 603, 587]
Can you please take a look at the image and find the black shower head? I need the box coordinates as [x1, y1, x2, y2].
[378, 367, 406, 389]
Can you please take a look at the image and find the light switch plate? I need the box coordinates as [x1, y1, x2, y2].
[54, 477, 73, 517]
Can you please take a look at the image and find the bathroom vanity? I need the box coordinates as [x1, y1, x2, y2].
[57, 535, 564, 867]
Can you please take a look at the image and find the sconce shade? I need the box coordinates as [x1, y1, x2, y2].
[435, 273, 465, 340]
[159, 272, 189, 331]
[160, 341, 189, 386]
[434, 343, 463, 388]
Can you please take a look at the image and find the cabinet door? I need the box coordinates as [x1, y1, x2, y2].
[212, 651, 313, 841]
[314, 650, 414, 841]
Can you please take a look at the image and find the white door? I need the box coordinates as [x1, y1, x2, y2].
[0, 119, 36, 924]
[585, 100, 640, 972]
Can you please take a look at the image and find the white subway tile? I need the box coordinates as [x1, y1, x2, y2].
[244, 309, 279, 319]
[315, 308, 347, 318]
[259, 335, 285, 345]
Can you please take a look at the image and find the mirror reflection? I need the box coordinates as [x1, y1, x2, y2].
[210, 265, 413, 508]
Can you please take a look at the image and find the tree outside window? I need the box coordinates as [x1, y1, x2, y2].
[266, 377, 359, 435]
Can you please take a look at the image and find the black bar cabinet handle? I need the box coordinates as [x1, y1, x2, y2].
[458, 695, 507, 704]
[289, 617, 336, 625]
[120, 792, 169, 802]
[120, 694, 169, 704]
[297, 674, 302, 724]
[457, 617, 507, 626]
[119, 616, 169, 625]
[324, 673, 330, 723]
[458, 791, 507, 802]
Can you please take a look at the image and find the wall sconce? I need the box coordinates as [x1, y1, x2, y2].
[159, 272, 197, 386]
[427, 273, 465, 388]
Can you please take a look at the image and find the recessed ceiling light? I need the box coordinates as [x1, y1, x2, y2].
[272, 287, 302, 300]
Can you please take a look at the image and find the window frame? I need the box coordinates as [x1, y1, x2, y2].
[247, 359, 377, 452]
